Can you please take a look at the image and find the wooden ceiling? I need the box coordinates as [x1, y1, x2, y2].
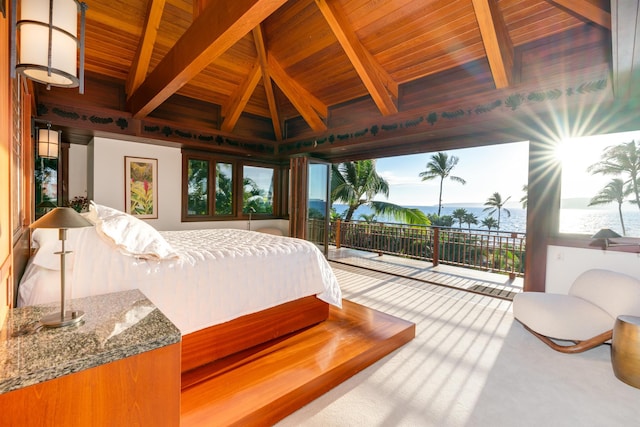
[31, 0, 640, 161]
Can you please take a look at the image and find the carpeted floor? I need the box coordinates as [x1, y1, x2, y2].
[276, 263, 640, 427]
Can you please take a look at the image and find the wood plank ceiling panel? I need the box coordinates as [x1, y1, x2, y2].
[34, 0, 619, 150]
[362, 1, 484, 83]
[267, 0, 368, 108]
[501, 0, 587, 45]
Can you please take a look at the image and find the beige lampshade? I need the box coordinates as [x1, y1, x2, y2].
[30, 207, 93, 229]
[37, 127, 60, 158]
[16, 0, 80, 88]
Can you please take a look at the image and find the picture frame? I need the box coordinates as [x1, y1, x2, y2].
[125, 156, 158, 219]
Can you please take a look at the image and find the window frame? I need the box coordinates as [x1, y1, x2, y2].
[181, 151, 286, 222]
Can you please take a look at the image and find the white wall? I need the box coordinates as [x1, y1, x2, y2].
[68, 144, 87, 199]
[75, 137, 288, 233]
[546, 245, 640, 294]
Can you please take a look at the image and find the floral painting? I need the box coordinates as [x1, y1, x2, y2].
[125, 157, 158, 219]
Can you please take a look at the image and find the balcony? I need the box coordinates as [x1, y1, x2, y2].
[310, 219, 525, 300]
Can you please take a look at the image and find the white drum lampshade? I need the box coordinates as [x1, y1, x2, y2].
[38, 125, 60, 158]
[13, 0, 88, 92]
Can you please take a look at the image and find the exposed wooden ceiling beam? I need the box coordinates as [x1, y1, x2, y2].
[472, 0, 514, 89]
[221, 61, 262, 132]
[253, 25, 282, 141]
[126, 0, 166, 97]
[127, 0, 287, 119]
[315, 0, 398, 116]
[611, 0, 640, 100]
[268, 56, 328, 132]
[549, 0, 611, 30]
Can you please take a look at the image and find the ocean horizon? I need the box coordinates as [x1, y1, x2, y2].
[332, 203, 640, 236]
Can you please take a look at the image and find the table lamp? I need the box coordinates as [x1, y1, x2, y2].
[590, 228, 622, 249]
[30, 207, 94, 327]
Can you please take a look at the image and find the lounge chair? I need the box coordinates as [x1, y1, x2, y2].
[513, 269, 640, 353]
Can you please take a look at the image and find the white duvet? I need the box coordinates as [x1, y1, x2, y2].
[19, 227, 342, 335]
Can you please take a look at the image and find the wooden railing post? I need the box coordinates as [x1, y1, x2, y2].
[509, 232, 517, 280]
[335, 219, 341, 249]
[432, 227, 440, 266]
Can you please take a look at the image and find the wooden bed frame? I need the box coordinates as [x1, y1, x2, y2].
[13, 234, 331, 375]
[181, 295, 330, 373]
[14, 247, 330, 375]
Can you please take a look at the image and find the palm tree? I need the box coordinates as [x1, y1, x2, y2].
[481, 216, 498, 232]
[332, 160, 429, 224]
[452, 208, 468, 228]
[419, 152, 466, 216]
[463, 212, 478, 230]
[589, 178, 629, 236]
[520, 184, 528, 209]
[359, 213, 377, 224]
[427, 213, 454, 227]
[483, 192, 511, 230]
[587, 140, 640, 212]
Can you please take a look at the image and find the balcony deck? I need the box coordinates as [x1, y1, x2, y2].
[328, 247, 523, 300]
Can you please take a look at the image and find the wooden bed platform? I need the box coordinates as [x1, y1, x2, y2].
[181, 296, 330, 373]
[181, 299, 416, 427]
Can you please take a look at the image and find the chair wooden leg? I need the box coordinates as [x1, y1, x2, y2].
[520, 323, 613, 353]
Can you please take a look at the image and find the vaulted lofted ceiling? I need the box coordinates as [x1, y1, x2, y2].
[33, 0, 640, 161]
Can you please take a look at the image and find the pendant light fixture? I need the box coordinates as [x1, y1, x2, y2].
[11, 0, 88, 93]
[37, 122, 60, 159]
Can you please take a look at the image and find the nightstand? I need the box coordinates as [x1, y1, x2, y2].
[0, 289, 181, 426]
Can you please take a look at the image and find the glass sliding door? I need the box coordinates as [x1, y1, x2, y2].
[307, 160, 330, 255]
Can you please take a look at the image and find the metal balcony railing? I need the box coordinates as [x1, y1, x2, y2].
[310, 219, 526, 277]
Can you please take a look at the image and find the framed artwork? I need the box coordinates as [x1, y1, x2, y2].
[125, 156, 158, 219]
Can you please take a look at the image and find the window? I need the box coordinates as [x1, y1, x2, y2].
[216, 162, 233, 215]
[243, 165, 273, 214]
[558, 130, 640, 238]
[186, 158, 209, 215]
[35, 157, 58, 217]
[182, 152, 282, 221]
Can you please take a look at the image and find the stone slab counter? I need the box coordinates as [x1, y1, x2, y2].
[0, 289, 181, 394]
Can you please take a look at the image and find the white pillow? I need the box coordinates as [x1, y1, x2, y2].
[89, 202, 178, 260]
[31, 227, 85, 270]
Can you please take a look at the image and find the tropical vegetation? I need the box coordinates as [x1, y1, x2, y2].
[331, 160, 429, 225]
[419, 152, 466, 216]
[483, 192, 511, 230]
[587, 140, 640, 235]
[589, 178, 629, 235]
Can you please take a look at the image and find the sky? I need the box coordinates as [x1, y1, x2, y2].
[374, 141, 529, 207]
[371, 129, 640, 208]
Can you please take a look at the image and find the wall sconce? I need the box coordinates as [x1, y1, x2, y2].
[37, 122, 60, 158]
[11, 0, 88, 93]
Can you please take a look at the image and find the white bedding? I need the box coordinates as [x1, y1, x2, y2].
[19, 226, 342, 335]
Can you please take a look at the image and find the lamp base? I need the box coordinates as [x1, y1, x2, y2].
[40, 310, 85, 328]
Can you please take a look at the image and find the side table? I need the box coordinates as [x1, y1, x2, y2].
[611, 315, 640, 389]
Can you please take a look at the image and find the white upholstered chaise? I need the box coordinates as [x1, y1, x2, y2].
[513, 269, 640, 353]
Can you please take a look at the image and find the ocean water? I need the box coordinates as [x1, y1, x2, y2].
[333, 204, 640, 236]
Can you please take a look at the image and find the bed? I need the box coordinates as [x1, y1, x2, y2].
[18, 203, 342, 372]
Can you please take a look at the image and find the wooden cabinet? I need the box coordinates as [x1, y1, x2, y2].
[0, 343, 181, 426]
[0, 290, 181, 426]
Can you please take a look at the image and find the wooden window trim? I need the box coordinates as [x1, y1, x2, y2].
[181, 150, 287, 222]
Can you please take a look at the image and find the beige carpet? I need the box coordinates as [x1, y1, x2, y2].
[277, 263, 640, 427]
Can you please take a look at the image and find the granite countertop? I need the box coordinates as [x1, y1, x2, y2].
[0, 289, 181, 394]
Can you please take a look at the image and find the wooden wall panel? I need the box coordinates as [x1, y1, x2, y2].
[1, 0, 12, 325]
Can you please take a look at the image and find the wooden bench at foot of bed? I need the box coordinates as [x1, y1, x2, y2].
[181, 296, 330, 373]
